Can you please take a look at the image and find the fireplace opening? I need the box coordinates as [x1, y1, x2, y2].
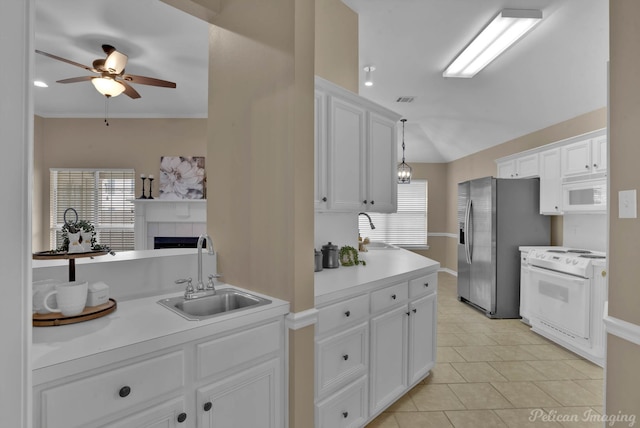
[154, 236, 206, 249]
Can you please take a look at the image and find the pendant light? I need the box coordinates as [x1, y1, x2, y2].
[398, 119, 412, 184]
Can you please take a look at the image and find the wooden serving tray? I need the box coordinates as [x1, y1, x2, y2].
[33, 299, 117, 327]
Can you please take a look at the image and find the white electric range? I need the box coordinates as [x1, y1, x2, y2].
[520, 246, 608, 366]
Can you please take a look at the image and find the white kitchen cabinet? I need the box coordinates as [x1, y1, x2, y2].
[107, 397, 188, 428]
[497, 153, 539, 179]
[408, 293, 437, 385]
[327, 95, 367, 211]
[370, 303, 408, 416]
[561, 135, 607, 178]
[315, 76, 401, 213]
[314, 266, 438, 426]
[315, 89, 329, 210]
[197, 358, 282, 428]
[366, 111, 398, 213]
[34, 317, 286, 428]
[539, 147, 563, 214]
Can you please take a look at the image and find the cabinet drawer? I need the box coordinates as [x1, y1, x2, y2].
[317, 376, 368, 428]
[409, 272, 437, 298]
[371, 282, 408, 313]
[316, 322, 368, 398]
[317, 294, 369, 335]
[197, 320, 281, 380]
[40, 350, 184, 428]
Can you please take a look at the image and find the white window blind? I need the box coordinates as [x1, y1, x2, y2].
[358, 180, 428, 248]
[50, 169, 135, 251]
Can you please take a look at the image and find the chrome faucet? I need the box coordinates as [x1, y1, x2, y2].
[197, 233, 215, 291]
[358, 212, 376, 230]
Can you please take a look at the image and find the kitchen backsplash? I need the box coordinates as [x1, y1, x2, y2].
[314, 212, 359, 250]
[563, 214, 607, 252]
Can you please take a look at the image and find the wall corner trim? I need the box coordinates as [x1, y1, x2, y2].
[285, 308, 319, 330]
[603, 302, 640, 347]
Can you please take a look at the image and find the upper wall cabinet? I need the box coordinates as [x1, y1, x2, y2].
[497, 153, 539, 179]
[315, 76, 401, 213]
[561, 134, 607, 178]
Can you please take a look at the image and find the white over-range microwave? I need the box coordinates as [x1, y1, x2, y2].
[562, 177, 607, 212]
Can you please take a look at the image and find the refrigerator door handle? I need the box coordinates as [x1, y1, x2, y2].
[464, 199, 472, 264]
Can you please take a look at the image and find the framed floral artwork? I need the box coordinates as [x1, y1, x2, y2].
[159, 156, 206, 200]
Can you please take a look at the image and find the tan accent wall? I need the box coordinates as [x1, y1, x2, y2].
[315, 0, 358, 92]
[608, 0, 640, 420]
[32, 117, 206, 251]
[204, 0, 318, 426]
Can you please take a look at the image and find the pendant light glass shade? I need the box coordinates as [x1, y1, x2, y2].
[398, 119, 412, 184]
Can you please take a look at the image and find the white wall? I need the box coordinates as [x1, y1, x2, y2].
[563, 214, 607, 252]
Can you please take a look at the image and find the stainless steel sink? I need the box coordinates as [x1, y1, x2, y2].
[158, 289, 271, 321]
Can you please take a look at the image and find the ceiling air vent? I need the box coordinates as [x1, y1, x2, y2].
[396, 96, 415, 103]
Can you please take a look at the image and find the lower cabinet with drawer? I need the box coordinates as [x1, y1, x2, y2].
[33, 318, 286, 428]
[315, 269, 438, 427]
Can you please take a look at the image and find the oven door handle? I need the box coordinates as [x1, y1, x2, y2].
[529, 265, 587, 283]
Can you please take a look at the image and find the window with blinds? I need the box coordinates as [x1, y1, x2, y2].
[358, 180, 428, 248]
[50, 169, 135, 251]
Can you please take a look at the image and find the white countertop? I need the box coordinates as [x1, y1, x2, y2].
[32, 284, 289, 373]
[314, 247, 440, 306]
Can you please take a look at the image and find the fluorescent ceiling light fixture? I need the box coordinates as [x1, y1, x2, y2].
[91, 77, 126, 97]
[443, 9, 542, 78]
[364, 66, 375, 86]
[34, 80, 48, 88]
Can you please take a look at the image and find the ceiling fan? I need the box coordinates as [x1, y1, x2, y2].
[35, 44, 176, 99]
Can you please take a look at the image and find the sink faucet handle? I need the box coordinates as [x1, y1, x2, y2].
[175, 278, 195, 295]
[207, 273, 222, 290]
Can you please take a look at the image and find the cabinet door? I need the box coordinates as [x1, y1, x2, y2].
[198, 358, 282, 428]
[107, 397, 187, 428]
[591, 135, 607, 173]
[369, 305, 408, 415]
[561, 140, 592, 177]
[327, 96, 366, 211]
[516, 153, 539, 178]
[408, 293, 437, 385]
[366, 111, 397, 213]
[520, 263, 531, 324]
[315, 90, 329, 209]
[497, 160, 516, 178]
[539, 148, 562, 214]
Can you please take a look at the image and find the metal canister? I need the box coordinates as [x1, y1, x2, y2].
[321, 242, 339, 269]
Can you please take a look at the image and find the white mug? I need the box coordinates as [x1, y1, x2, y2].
[33, 279, 61, 314]
[43, 281, 88, 316]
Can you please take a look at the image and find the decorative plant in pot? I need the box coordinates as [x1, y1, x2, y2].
[339, 245, 366, 266]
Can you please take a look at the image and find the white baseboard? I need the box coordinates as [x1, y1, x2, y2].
[439, 267, 457, 276]
[285, 308, 319, 330]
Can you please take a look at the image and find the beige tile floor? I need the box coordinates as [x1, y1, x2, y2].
[366, 272, 604, 428]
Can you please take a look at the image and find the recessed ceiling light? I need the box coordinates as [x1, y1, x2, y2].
[34, 81, 48, 88]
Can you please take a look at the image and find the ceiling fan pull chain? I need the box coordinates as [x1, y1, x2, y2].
[104, 97, 110, 126]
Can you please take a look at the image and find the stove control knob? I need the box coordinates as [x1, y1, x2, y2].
[573, 259, 579, 265]
[565, 259, 571, 264]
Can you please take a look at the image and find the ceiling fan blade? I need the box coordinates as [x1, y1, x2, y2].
[57, 76, 94, 84]
[120, 80, 141, 99]
[105, 50, 128, 74]
[36, 49, 94, 72]
[122, 74, 176, 88]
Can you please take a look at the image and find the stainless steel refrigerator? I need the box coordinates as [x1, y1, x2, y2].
[458, 177, 550, 318]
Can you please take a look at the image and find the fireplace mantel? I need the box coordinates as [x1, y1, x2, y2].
[132, 199, 206, 250]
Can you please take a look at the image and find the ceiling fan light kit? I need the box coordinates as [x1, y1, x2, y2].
[443, 9, 542, 78]
[91, 77, 125, 98]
